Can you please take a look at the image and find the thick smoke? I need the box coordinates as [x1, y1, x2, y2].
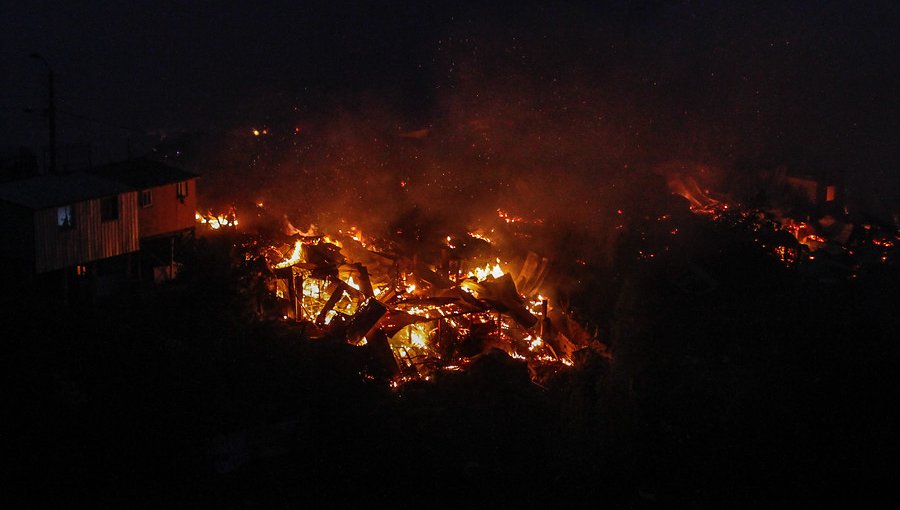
[178, 1, 898, 258]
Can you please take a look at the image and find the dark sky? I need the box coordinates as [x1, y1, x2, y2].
[2, 0, 898, 206]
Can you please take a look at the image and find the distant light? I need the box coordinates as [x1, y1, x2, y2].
[252, 129, 260, 136]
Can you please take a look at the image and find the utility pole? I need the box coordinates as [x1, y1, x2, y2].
[31, 53, 56, 174]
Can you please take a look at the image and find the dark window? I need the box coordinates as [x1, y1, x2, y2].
[176, 181, 188, 200]
[57, 205, 74, 229]
[100, 196, 119, 221]
[139, 189, 153, 207]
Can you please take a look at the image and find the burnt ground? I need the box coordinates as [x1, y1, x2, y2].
[2, 231, 898, 508]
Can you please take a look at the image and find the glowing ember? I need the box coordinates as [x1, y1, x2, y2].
[468, 231, 494, 244]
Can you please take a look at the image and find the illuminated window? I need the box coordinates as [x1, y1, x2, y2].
[826, 185, 837, 202]
[139, 189, 153, 207]
[57, 205, 74, 229]
[176, 181, 188, 200]
[101, 196, 119, 221]
[76, 265, 88, 277]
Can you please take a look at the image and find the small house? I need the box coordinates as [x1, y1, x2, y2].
[0, 172, 139, 298]
[87, 159, 198, 282]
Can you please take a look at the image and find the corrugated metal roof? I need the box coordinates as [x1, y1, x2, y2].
[87, 159, 197, 189]
[0, 172, 132, 209]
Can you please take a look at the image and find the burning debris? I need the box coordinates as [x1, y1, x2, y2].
[200, 208, 603, 383]
[670, 174, 899, 275]
[264, 227, 592, 381]
[196, 207, 239, 230]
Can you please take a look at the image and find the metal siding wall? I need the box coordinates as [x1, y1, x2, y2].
[122, 192, 140, 252]
[138, 179, 198, 239]
[34, 192, 140, 273]
[183, 178, 197, 228]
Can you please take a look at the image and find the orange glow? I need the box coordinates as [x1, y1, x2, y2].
[258, 222, 594, 382]
[195, 208, 239, 230]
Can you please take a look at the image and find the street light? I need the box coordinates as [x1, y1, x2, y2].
[30, 52, 56, 174]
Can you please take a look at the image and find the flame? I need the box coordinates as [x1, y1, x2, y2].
[304, 279, 322, 296]
[195, 208, 239, 230]
[348, 226, 364, 244]
[467, 258, 505, 281]
[322, 235, 343, 248]
[408, 326, 428, 349]
[391, 323, 434, 355]
[497, 208, 544, 225]
[251, 221, 591, 380]
[468, 231, 494, 244]
[274, 240, 303, 268]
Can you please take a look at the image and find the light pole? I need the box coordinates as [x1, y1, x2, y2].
[30, 52, 56, 174]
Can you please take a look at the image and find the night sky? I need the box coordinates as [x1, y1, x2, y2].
[2, 0, 899, 208]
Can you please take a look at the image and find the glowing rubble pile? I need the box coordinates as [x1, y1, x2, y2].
[251, 222, 602, 382]
[674, 187, 898, 272]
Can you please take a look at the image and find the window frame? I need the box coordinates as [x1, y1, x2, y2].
[57, 205, 75, 230]
[176, 181, 188, 200]
[139, 189, 153, 208]
[100, 195, 119, 222]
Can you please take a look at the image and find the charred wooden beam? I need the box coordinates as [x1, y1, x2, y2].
[294, 269, 303, 320]
[539, 298, 551, 340]
[353, 263, 374, 297]
[413, 260, 454, 289]
[314, 280, 351, 325]
[515, 251, 551, 297]
[463, 274, 538, 329]
[345, 297, 388, 344]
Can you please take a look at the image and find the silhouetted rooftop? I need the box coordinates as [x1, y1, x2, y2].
[0, 172, 133, 209]
[87, 159, 197, 190]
